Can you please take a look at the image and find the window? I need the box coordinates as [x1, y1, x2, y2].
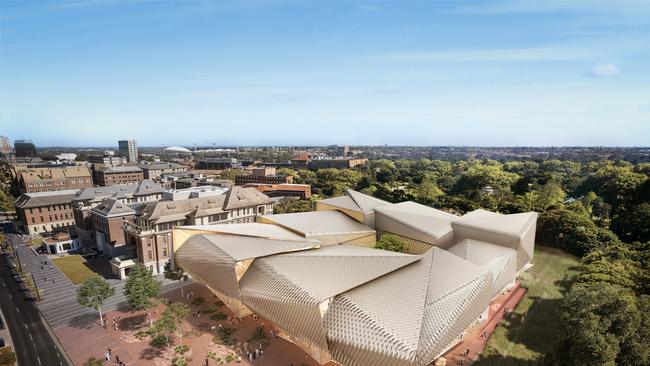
[162, 247, 167, 257]
[147, 250, 153, 260]
[31, 217, 35, 223]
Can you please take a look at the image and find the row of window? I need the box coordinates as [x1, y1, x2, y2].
[30, 213, 70, 223]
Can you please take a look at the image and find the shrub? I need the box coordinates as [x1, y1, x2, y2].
[150, 335, 168, 348]
[171, 356, 188, 366]
[83, 357, 103, 366]
[201, 307, 216, 314]
[191, 297, 205, 306]
[175, 344, 190, 355]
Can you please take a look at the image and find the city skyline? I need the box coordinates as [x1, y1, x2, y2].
[2, 1, 650, 146]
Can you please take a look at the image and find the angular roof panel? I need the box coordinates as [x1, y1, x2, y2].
[454, 211, 537, 238]
[177, 223, 310, 241]
[318, 195, 362, 212]
[347, 189, 391, 212]
[375, 201, 457, 242]
[261, 210, 375, 237]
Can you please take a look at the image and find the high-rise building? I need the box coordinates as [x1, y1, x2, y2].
[0, 136, 11, 157]
[118, 139, 138, 163]
[14, 139, 37, 157]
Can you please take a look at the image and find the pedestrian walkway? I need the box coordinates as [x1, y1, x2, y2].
[14, 239, 186, 329]
[442, 281, 528, 365]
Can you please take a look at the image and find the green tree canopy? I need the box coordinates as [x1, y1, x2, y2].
[124, 264, 161, 325]
[375, 234, 405, 253]
[76, 276, 115, 325]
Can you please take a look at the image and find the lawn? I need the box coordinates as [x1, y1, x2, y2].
[475, 245, 581, 366]
[52, 255, 99, 285]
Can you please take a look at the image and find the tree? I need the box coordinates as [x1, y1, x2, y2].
[273, 197, 313, 214]
[537, 209, 621, 257]
[149, 310, 177, 351]
[375, 234, 405, 253]
[77, 276, 115, 326]
[534, 182, 566, 210]
[611, 203, 650, 243]
[124, 264, 161, 326]
[167, 302, 190, 346]
[164, 261, 188, 298]
[552, 283, 650, 366]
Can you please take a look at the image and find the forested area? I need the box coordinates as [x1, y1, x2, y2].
[278, 158, 649, 365]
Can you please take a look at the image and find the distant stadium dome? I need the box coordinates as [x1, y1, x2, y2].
[164, 146, 192, 154]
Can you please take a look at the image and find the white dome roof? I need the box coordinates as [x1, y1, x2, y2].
[164, 146, 192, 153]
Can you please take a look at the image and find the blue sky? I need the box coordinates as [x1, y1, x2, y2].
[1, 0, 649, 147]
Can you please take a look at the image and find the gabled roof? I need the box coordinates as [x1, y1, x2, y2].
[92, 197, 136, 217]
[14, 190, 78, 209]
[73, 180, 164, 201]
[223, 186, 273, 209]
[261, 210, 375, 237]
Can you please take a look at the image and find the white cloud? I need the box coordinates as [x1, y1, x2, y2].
[591, 63, 619, 76]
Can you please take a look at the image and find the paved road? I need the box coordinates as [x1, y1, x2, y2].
[0, 252, 71, 366]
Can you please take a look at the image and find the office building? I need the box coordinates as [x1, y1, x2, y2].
[242, 183, 311, 200]
[14, 189, 78, 235]
[235, 166, 293, 185]
[94, 166, 144, 186]
[118, 139, 138, 163]
[138, 162, 187, 180]
[17, 166, 93, 193]
[14, 139, 37, 157]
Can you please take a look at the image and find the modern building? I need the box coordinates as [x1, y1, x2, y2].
[235, 166, 293, 185]
[88, 154, 126, 166]
[195, 158, 242, 170]
[242, 183, 312, 200]
[94, 166, 144, 186]
[308, 158, 368, 169]
[72, 180, 165, 247]
[17, 166, 93, 193]
[14, 189, 78, 235]
[14, 139, 37, 157]
[172, 189, 537, 366]
[0, 135, 11, 157]
[138, 162, 188, 180]
[122, 186, 273, 276]
[43, 232, 81, 254]
[118, 139, 138, 163]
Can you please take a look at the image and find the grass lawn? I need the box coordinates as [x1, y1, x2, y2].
[475, 245, 581, 366]
[52, 255, 99, 285]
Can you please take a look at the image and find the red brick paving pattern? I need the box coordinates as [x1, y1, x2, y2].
[55, 281, 525, 366]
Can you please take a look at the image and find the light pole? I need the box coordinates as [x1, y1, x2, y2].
[30, 272, 42, 302]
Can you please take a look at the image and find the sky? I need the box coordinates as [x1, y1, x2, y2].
[1, 0, 649, 147]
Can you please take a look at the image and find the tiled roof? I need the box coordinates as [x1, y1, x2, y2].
[73, 180, 164, 201]
[14, 190, 78, 208]
[99, 166, 143, 173]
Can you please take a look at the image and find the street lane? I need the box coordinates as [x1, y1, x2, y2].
[1, 228, 71, 366]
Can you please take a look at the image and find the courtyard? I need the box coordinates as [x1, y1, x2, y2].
[55, 282, 336, 366]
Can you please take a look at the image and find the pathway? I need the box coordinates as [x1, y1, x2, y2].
[13, 237, 186, 329]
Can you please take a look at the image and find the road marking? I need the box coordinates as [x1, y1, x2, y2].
[24, 324, 28, 330]
[16, 306, 19, 313]
[37, 356, 42, 365]
[29, 333, 33, 341]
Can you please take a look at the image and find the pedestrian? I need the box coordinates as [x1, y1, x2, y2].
[50, 264, 53, 270]
[104, 351, 110, 361]
[43, 276, 47, 282]
[260, 349, 264, 357]
[108, 348, 112, 356]
[115, 355, 120, 364]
